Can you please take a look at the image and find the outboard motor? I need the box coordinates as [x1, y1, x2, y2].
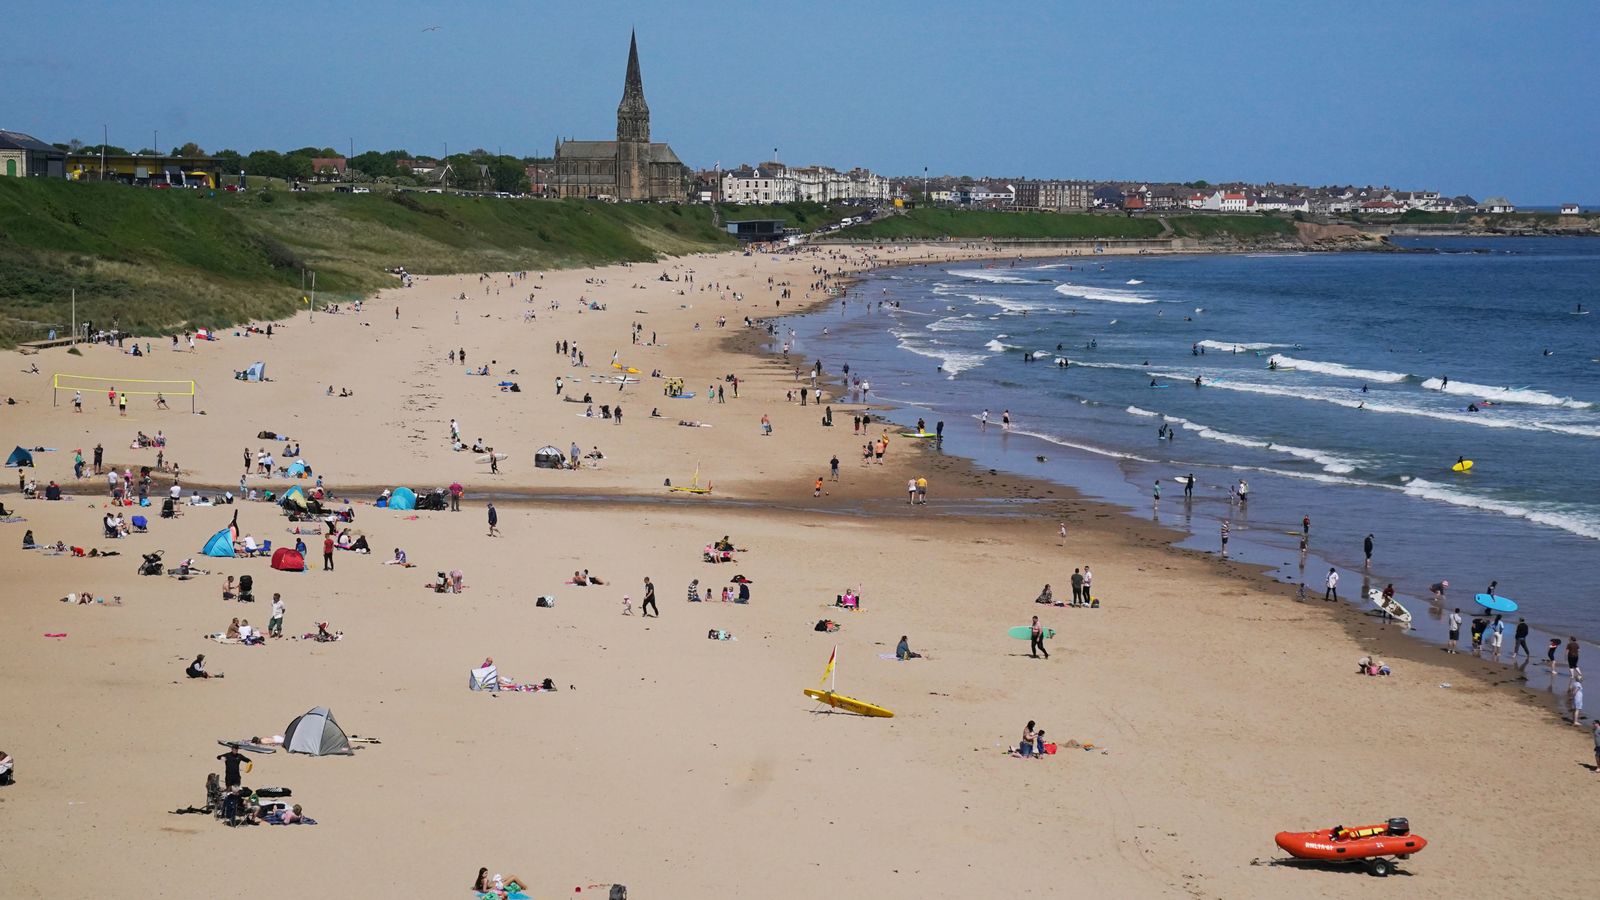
[1386, 817, 1410, 836]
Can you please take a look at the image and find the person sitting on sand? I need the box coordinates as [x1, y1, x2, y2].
[1035, 584, 1053, 604]
[186, 654, 221, 678]
[313, 622, 340, 642]
[687, 578, 700, 602]
[225, 617, 242, 640]
[714, 535, 734, 552]
[896, 635, 923, 660]
[1016, 721, 1041, 758]
[384, 548, 410, 566]
[222, 576, 237, 602]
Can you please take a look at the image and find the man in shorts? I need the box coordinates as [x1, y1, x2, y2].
[1447, 609, 1462, 653]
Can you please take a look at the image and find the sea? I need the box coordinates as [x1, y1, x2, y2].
[781, 236, 1600, 655]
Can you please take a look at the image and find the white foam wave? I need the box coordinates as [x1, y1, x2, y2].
[1420, 377, 1591, 409]
[892, 329, 988, 378]
[977, 296, 1053, 314]
[1269, 355, 1407, 383]
[1125, 405, 1160, 417]
[926, 314, 986, 333]
[1126, 279, 1144, 285]
[1052, 283, 1157, 304]
[949, 269, 1033, 285]
[1403, 479, 1600, 541]
[1159, 413, 1360, 474]
[1005, 426, 1157, 463]
[985, 339, 1013, 352]
[1198, 339, 1289, 352]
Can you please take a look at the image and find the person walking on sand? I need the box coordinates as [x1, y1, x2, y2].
[906, 478, 916, 505]
[1364, 533, 1374, 567]
[269, 593, 285, 638]
[1058, 522, 1068, 546]
[1514, 617, 1530, 660]
[1569, 674, 1585, 726]
[1324, 568, 1339, 602]
[1490, 614, 1505, 661]
[814, 476, 824, 498]
[1030, 615, 1049, 660]
[1447, 609, 1463, 653]
[486, 503, 499, 537]
[830, 455, 839, 481]
[1219, 520, 1230, 557]
[1569, 636, 1583, 678]
[641, 577, 657, 618]
[322, 535, 334, 571]
[118, 392, 128, 417]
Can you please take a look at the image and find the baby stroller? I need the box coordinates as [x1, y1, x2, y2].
[160, 497, 176, 519]
[239, 574, 255, 604]
[138, 550, 165, 576]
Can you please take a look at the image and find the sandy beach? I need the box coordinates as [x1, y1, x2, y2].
[1, 241, 1595, 899]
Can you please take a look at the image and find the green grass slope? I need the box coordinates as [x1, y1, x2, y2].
[0, 179, 732, 344]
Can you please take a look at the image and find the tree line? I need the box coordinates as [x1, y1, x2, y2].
[51, 139, 548, 194]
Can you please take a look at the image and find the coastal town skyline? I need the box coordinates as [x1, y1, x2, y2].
[6, 0, 1597, 204]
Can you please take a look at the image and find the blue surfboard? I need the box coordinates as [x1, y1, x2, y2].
[1475, 593, 1518, 612]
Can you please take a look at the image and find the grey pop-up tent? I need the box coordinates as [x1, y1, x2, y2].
[534, 446, 565, 469]
[283, 706, 354, 756]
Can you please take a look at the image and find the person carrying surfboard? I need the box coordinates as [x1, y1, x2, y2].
[1030, 616, 1049, 660]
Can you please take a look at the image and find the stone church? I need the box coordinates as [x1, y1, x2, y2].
[550, 32, 689, 201]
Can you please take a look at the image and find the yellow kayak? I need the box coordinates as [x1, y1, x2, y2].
[804, 688, 894, 718]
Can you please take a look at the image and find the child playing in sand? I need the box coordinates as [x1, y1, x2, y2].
[622, 594, 633, 615]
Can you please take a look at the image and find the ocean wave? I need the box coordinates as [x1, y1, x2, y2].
[892, 330, 989, 378]
[985, 339, 1015, 352]
[1157, 413, 1360, 474]
[1269, 354, 1408, 383]
[949, 269, 1034, 285]
[977, 296, 1054, 314]
[1419, 377, 1592, 409]
[927, 314, 987, 333]
[1125, 405, 1160, 417]
[1198, 339, 1291, 352]
[1003, 425, 1157, 463]
[1402, 479, 1600, 541]
[1052, 283, 1157, 304]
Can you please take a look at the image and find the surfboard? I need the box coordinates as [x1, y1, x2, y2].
[898, 432, 937, 439]
[1367, 589, 1413, 623]
[1475, 593, 1518, 612]
[668, 486, 712, 494]
[670, 392, 696, 399]
[218, 739, 277, 754]
[1173, 476, 1194, 486]
[1008, 626, 1056, 640]
[1451, 460, 1473, 472]
[1149, 384, 1171, 389]
[803, 688, 894, 717]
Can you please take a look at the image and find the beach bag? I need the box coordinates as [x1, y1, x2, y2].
[609, 886, 627, 900]
[1043, 742, 1058, 755]
[535, 596, 555, 608]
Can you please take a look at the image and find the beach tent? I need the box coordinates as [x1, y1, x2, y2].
[202, 528, 236, 557]
[285, 459, 307, 477]
[283, 706, 353, 756]
[5, 446, 34, 468]
[470, 665, 500, 692]
[534, 446, 565, 469]
[270, 547, 306, 571]
[245, 361, 266, 382]
[280, 484, 308, 509]
[388, 487, 417, 511]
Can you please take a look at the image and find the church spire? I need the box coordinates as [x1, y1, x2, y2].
[617, 29, 651, 144]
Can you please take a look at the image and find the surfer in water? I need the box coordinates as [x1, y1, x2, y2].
[1268, 359, 1277, 371]
[1193, 376, 1203, 387]
[1441, 376, 1449, 389]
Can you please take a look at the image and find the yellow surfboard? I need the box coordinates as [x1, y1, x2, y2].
[804, 689, 894, 718]
[1452, 459, 1473, 472]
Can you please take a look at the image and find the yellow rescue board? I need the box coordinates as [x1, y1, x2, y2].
[804, 688, 894, 718]
[1452, 459, 1473, 472]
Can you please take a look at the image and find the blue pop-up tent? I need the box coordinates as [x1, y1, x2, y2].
[202, 528, 236, 557]
[6, 446, 34, 468]
[388, 486, 417, 511]
[285, 460, 308, 477]
[245, 361, 266, 382]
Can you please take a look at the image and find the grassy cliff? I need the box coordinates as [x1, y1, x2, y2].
[0, 178, 732, 344]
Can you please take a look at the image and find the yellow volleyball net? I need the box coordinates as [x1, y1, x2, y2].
[54, 374, 198, 412]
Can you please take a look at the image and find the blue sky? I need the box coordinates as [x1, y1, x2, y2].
[7, 0, 1597, 202]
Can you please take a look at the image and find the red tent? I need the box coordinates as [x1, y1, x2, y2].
[270, 547, 306, 571]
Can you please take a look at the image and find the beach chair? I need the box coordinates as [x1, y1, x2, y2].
[131, 515, 148, 533]
[258, 540, 272, 557]
[469, 665, 500, 692]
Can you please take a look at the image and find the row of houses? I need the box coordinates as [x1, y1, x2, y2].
[714, 162, 891, 204]
[896, 176, 1538, 216]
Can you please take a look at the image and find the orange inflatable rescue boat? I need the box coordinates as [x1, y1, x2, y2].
[1274, 817, 1426, 876]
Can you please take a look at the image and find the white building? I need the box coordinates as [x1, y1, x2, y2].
[719, 162, 889, 204]
[1199, 190, 1248, 212]
[1560, 203, 1581, 215]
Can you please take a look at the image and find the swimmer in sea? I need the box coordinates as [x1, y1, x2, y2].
[1193, 376, 1203, 387]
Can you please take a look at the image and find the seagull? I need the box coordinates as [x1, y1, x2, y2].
[421, 24, 441, 32]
